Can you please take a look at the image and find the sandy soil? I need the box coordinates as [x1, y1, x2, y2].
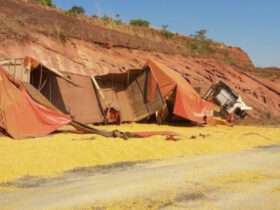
[0, 145, 280, 210]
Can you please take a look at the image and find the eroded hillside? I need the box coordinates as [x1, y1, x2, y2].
[1, 0, 280, 123]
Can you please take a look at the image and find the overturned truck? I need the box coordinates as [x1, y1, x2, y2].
[0, 63, 165, 139]
[204, 81, 252, 121]
[1, 57, 215, 126]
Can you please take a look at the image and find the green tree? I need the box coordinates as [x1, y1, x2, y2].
[186, 29, 214, 55]
[161, 24, 169, 31]
[129, 19, 150, 27]
[66, 6, 85, 16]
[115, 14, 121, 19]
[34, 0, 55, 7]
[101, 15, 111, 22]
[192, 29, 208, 41]
[114, 14, 122, 25]
[161, 25, 174, 39]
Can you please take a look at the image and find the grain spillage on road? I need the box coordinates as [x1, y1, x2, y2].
[0, 124, 279, 184]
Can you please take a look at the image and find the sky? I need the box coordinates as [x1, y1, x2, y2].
[54, 0, 280, 67]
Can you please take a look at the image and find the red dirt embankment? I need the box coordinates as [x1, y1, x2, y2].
[0, 0, 254, 68]
[255, 67, 280, 83]
[0, 0, 280, 123]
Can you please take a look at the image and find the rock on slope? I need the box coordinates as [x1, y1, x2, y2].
[0, 0, 280, 122]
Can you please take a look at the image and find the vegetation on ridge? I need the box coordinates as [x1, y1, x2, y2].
[185, 29, 214, 55]
[65, 6, 86, 16]
[160, 25, 175, 39]
[129, 19, 151, 27]
[14, 0, 253, 69]
[34, 0, 55, 7]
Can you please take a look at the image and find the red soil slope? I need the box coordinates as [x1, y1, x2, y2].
[1, 37, 280, 122]
[0, 0, 279, 123]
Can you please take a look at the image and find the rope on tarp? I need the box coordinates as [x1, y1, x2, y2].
[70, 120, 130, 140]
[70, 120, 181, 141]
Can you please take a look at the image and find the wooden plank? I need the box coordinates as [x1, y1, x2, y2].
[91, 75, 106, 103]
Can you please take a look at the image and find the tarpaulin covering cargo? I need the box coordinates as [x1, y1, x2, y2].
[94, 69, 164, 123]
[1, 57, 104, 124]
[145, 60, 214, 124]
[2, 57, 214, 125]
[2, 57, 164, 124]
[0, 67, 71, 139]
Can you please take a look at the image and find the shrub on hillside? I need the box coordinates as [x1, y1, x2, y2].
[129, 19, 150, 27]
[192, 29, 208, 41]
[186, 29, 214, 55]
[66, 6, 85, 16]
[161, 30, 174, 39]
[101, 15, 123, 25]
[161, 25, 174, 39]
[34, 0, 55, 7]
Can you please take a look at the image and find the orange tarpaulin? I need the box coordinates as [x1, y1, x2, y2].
[0, 68, 71, 139]
[146, 60, 214, 124]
